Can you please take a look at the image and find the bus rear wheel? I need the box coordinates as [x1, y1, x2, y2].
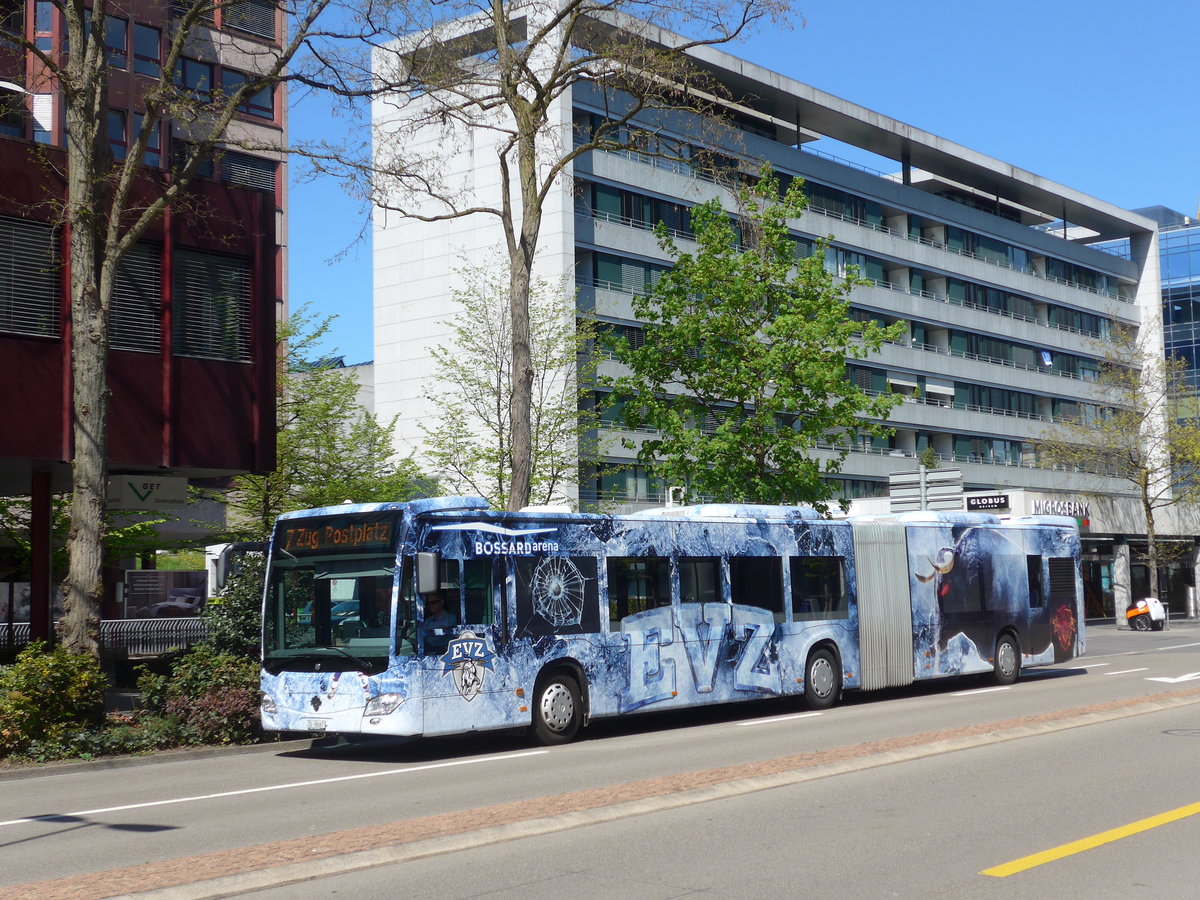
[804, 648, 840, 710]
[993, 634, 1020, 686]
[531, 673, 582, 745]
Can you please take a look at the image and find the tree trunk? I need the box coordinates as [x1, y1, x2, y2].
[1143, 493, 1160, 602]
[59, 46, 111, 658]
[505, 128, 544, 511]
[508, 247, 535, 511]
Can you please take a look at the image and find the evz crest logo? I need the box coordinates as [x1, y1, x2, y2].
[440, 631, 495, 701]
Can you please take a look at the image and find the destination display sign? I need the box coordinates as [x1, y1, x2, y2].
[276, 514, 397, 555]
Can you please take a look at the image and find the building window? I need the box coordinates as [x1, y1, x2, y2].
[221, 151, 276, 192]
[222, 0, 276, 40]
[34, 1, 54, 52]
[110, 243, 161, 352]
[0, 85, 24, 137]
[176, 57, 213, 96]
[32, 94, 53, 144]
[170, 0, 214, 23]
[132, 113, 160, 168]
[1, 0, 22, 38]
[0, 216, 60, 339]
[171, 140, 214, 179]
[220, 69, 274, 119]
[108, 108, 126, 160]
[173, 250, 251, 362]
[133, 24, 161, 77]
[105, 17, 127, 68]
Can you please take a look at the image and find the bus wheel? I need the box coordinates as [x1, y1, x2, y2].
[993, 634, 1020, 686]
[804, 648, 840, 710]
[532, 673, 582, 745]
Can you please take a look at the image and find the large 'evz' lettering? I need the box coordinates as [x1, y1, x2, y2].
[731, 607, 779, 695]
[621, 604, 781, 711]
[620, 609, 676, 713]
[675, 604, 730, 694]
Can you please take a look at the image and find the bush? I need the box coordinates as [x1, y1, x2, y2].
[202, 554, 266, 659]
[0, 642, 107, 758]
[137, 645, 261, 746]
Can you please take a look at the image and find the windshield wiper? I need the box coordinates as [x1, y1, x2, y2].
[322, 644, 374, 671]
[263, 646, 378, 675]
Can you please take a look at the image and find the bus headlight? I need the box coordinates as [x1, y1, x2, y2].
[364, 693, 405, 716]
[261, 695, 278, 715]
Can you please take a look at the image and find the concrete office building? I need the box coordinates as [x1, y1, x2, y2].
[371, 14, 1171, 620]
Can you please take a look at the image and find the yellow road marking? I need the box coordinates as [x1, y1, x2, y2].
[982, 800, 1200, 877]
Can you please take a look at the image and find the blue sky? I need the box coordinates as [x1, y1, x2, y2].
[289, 0, 1200, 364]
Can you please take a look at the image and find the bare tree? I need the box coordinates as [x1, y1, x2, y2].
[301, 0, 794, 510]
[420, 255, 601, 509]
[1036, 325, 1200, 602]
[2, 0, 332, 655]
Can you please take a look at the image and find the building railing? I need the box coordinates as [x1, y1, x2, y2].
[0, 618, 209, 656]
[580, 273, 1105, 341]
[577, 204, 693, 243]
[590, 146, 1132, 302]
[908, 340, 1095, 380]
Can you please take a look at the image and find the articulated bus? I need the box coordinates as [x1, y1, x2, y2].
[260, 496, 1084, 743]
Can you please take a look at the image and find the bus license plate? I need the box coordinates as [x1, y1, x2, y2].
[304, 719, 328, 732]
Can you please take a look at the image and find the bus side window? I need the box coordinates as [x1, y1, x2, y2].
[729, 557, 784, 621]
[606, 557, 670, 628]
[678, 557, 720, 604]
[1026, 555, 1044, 609]
[790, 556, 848, 621]
[464, 558, 495, 625]
[395, 561, 416, 655]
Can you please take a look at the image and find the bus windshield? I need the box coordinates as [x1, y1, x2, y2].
[263, 512, 403, 673]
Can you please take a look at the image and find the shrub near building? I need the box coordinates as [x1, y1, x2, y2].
[0, 642, 261, 763]
[0, 642, 106, 759]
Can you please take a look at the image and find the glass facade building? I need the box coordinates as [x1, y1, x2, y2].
[1155, 212, 1200, 386]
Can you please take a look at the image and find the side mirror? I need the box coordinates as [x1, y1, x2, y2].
[416, 552, 439, 594]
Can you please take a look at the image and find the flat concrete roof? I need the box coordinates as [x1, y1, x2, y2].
[615, 18, 1156, 243]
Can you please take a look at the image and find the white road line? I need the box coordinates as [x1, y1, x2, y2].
[951, 686, 1010, 697]
[1068, 662, 1108, 670]
[0, 749, 548, 829]
[1161, 642, 1200, 651]
[737, 712, 823, 727]
[1104, 668, 1150, 676]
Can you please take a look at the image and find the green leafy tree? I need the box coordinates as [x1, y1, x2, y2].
[607, 168, 905, 510]
[420, 259, 601, 509]
[201, 554, 266, 660]
[1036, 324, 1200, 603]
[226, 309, 425, 539]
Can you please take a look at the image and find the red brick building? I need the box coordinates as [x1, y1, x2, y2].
[0, 0, 285, 635]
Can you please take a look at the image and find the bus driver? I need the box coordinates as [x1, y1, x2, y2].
[421, 588, 458, 653]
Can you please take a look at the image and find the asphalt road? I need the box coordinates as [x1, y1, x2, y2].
[2, 622, 1199, 898]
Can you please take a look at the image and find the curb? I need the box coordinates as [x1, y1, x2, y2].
[0, 738, 317, 782]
